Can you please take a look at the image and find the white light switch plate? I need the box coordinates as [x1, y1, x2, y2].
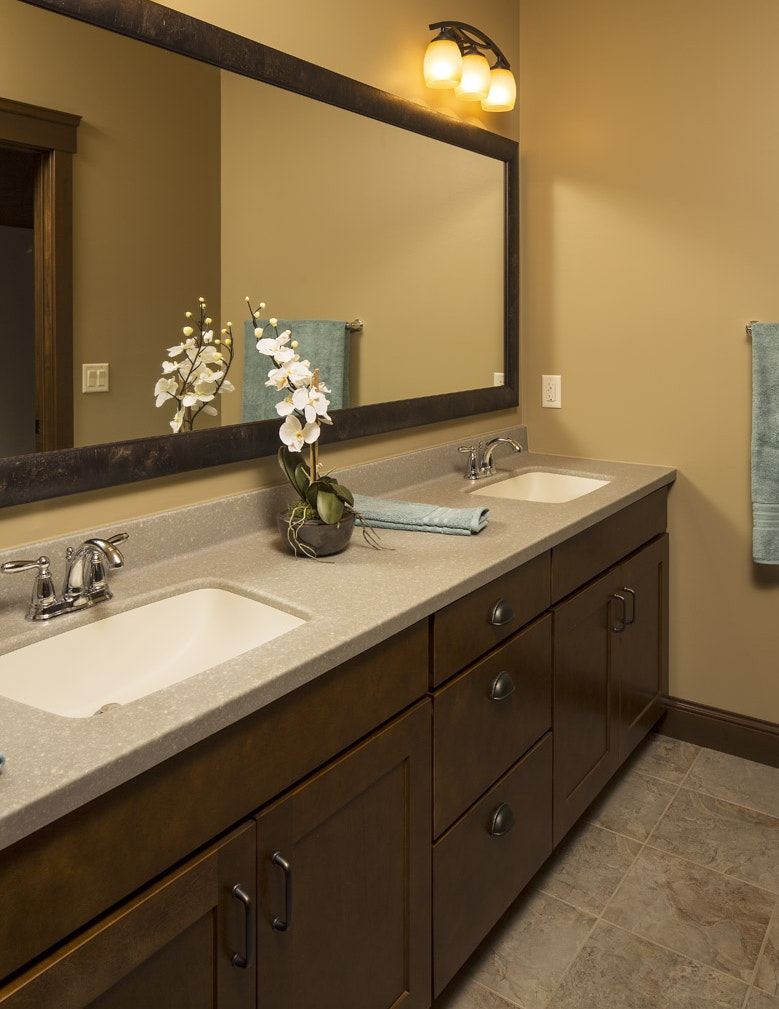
[82, 363, 110, 393]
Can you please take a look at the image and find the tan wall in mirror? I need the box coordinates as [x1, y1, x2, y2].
[0, 0, 221, 446]
[219, 73, 503, 425]
[2, 0, 519, 550]
[520, 0, 779, 723]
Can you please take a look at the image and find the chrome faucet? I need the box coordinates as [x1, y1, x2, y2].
[1, 532, 128, 620]
[458, 437, 523, 481]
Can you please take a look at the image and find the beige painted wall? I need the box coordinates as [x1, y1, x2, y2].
[520, 0, 779, 723]
[0, 0, 220, 447]
[2, 0, 519, 548]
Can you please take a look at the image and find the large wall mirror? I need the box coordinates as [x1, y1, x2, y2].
[1, 0, 518, 507]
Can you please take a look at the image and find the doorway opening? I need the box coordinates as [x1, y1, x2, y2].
[0, 97, 80, 455]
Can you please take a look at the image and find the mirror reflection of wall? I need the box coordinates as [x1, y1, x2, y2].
[0, 0, 507, 459]
[221, 74, 503, 427]
[0, 0, 221, 454]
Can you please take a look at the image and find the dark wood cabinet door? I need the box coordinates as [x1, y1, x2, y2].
[616, 534, 669, 760]
[552, 568, 622, 845]
[256, 701, 431, 1009]
[0, 821, 256, 1009]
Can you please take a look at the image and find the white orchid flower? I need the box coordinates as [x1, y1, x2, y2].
[154, 377, 178, 406]
[167, 338, 195, 357]
[201, 404, 218, 416]
[287, 359, 314, 388]
[170, 408, 185, 433]
[161, 360, 179, 375]
[275, 395, 295, 417]
[219, 378, 235, 394]
[265, 365, 292, 391]
[198, 345, 223, 364]
[279, 414, 321, 452]
[256, 330, 294, 362]
[291, 386, 331, 425]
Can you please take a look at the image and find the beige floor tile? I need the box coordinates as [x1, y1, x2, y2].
[603, 848, 775, 982]
[468, 890, 595, 1009]
[535, 821, 641, 914]
[546, 921, 747, 1009]
[586, 768, 678, 841]
[755, 906, 779, 996]
[434, 976, 520, 1009]
[746, 989, 779, 1008]
[629, 733, 701, 784]
[649, 788, 779, 893]
[686, 750, 779, 818]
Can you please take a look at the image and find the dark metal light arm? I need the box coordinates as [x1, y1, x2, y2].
[428, 21, 512, 70]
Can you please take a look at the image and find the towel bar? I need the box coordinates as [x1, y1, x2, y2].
[347, 319, 363, 332]
[747, 321, 759, 337]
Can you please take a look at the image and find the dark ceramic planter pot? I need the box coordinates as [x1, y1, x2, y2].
[276, 509, 355, 558]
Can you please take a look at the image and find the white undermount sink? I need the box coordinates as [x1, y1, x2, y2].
[470, 469, 610, 503]
[0, 587, 305, 719]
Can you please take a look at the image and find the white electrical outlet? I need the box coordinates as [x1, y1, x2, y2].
[542, 374, 561, 408]
[493, 372, 504, 387]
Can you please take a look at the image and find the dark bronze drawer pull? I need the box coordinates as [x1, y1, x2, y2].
[489, 598, 515, 627]
[489, 670, 516, 701]
[488, 802, 516, 837]
[624, 586, 636, 626]
[611, 592, 626, 633]
[231, 884, 255, 968]
[271, 851, 293, 932]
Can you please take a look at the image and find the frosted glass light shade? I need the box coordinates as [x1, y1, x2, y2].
[454, 51, 491, 101]
[424, 37, 462, 89]
[481, 67, 516, 112]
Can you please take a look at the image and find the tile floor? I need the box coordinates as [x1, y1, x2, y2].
[434, 734, 779, 1009]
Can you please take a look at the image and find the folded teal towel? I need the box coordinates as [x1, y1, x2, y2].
[242, 319, 350, 422]
[352, 494, 489, 536]
[751, 322, 779, 564]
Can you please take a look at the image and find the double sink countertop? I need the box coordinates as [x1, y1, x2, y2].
[0, 427, 676, 850]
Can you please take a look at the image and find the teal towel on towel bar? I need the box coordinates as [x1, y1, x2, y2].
[351, 494, 489, 536]
[751, 322, 779, 563]
[242, 319, 350, 422]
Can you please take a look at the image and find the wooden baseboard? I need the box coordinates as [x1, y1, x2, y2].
[656, 696, 779, 768]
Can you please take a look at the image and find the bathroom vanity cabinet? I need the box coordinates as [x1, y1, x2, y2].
[0, 624, 432, 1008]
[551, 490, 668, 844]
[0, 485, 669, 1008]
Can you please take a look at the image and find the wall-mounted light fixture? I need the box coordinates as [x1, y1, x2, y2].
[424, 21, 516, 112]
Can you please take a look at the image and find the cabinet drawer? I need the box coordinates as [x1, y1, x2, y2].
[551, 488, 667, 602]
[433, 614, 551, 837]
[432, 551, 550, 687]
[432, 733, 552, 998]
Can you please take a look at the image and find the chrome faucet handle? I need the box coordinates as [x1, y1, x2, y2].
[1, 555, 60, 620]
[458, 444, 481, 481]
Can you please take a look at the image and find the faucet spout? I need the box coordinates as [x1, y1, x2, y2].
[64, 536, 127, 604]
[482, 437, 523, 475]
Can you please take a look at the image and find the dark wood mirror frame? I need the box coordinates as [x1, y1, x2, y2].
[3, 0, 518, 507]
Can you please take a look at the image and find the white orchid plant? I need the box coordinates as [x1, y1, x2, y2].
[154, 297, 235, 433]
[247, 297, 368, 545]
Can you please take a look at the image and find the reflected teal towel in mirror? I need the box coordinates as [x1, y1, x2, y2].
[352, 494, 489, 536]
[751, 322, 779, 563]
[242, 319, 350, 422]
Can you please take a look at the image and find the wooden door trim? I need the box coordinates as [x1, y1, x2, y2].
[0, 96, 79, 451]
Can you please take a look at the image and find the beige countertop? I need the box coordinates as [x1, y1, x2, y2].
[0, 427, 675, 850]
